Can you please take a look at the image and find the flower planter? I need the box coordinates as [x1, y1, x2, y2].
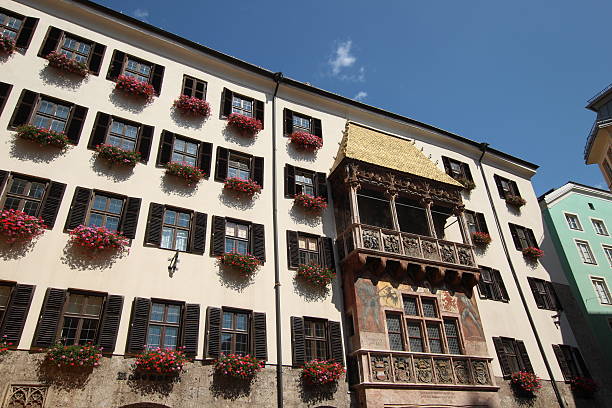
[220, 252, 261, 275]
[214, 354, 263, 380]
[522, 247, 544, 261]
[223, 177, 261, 196]
[0, 209, 46, 243]
[296, 264, 335, 288]
[69, 225, 129, 253]
[289, 131, 323, 151]
[226, 113, 262, 137]
[44, 343, 103, 369]
[134, 348, 187, 376]
[173, 95, 211, 118]
[511, 371, 541, 397]
[505, 194, 526, 208]
[294, 193, 327, 212]
[96, 144, 141, 167]
[15, 124, 69, 148]
[471, 232, 492, 247]
[45, 52, 88, 76]
[0, 34, 15, 54]
[456, 176, 475, 191]
[301, 360, 344, 386]
[166, 162, 205, 186]
[570, 377, 598, 398]
[115, 75, 155, 100]
[0, 335, 12, 356]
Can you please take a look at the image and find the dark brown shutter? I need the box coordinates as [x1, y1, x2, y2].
[120, 197, 141, 239]
[0, 82, 13, 116]
[88, 42, 106, 75]
[328, 320, 344, 365]
[33, 288, 66, 348]
[493, 337, 511, 377]
[477, 275, 492, 299]
[182, 303, 200, 358]
[528, 278, 545, 309]
[291, 316, 305, 367]
[157, 130, 174, 166]
[88, 112, 111, 149]
[287, 230, 299, 268]
[106, 50, 125, 80]
[441, 157, 452, 175]
[9, 89, 37, 128]
[320, 237, 335, 270]
[508, 224, 522, 250]
[15, 17, 38, 49]
[284, 164, 295, 197]
[127, 297, 151, 354]
[553, 345, 571, 381]
[182, 76, 194, 96]
[39, 181, 66, 229]
[463, 163, 473, 181]
[316, 172, 328, 199]
[493, 269, 508, 301]
[190, 212, 208, 255]
[64, 187, 92, 230]
[38, 27, 62, 57]
[516, 340, 534, 373]
[0, 284, 35, 346]
[151, 64, 165, 96]
[254, 99, 264, 128]
[312, 118, 322, 138]
[283, 109, 293, 135]
[252, 156, 264, 187]
[205, 306, 221, 358]
[476, 213, 489, 233]
[137, 125, 154, 163]
[144, 203, 164, 246]
[198, 142, 213, 177]
[510, 181, 521, 197]
[573, 348, 590, 378]
[494, 175, 505, 198]
[527, 229, 538, 249]
[221, 88, 233, 117]
[0, 170, 7, 192]
[98, 295, 123, 353]
[211, 216, 226, 256]
[253, 312, 267, 360]
[214, 147, 229, 181]
[546, 282, 561, 310]
[251, 223, 265, 262]
[65, 105, 88, 144]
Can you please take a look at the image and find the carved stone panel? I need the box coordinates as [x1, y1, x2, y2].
[434, 359, 454, 384]
[5, 385, 48, 408]
[392, 356, 413, 383]
[382, 233, 400, 253]
[457, 246, 475, 266]
[362, 229, 380, 250]
[453, 359, 471, 384]
[439, 243, 456, 264]
[414, 357, 434, 383]
[402, 236, 421, 257]
[420, 239, 440, 261]
[472, 359, 491, 385]
[370, 354, 391, 382]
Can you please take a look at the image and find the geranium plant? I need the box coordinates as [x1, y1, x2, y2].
[45, 342, 103, 369]
[505, 194, 526, 208]
[0, 335, 12, 355]
[471, 232, 492, 247]
[296, 264, 335, 288]
[173, 95, 211, 118]
[15, 124, 69, 148]
[69, 225, 129, 253]
[214, 354, 263, 380]
[456, 176, 475, 191]
[115, 74, 155, 100]
[570, 376, 598, 398]
[301, 360, 345, 385]
[226, 113, 263, 136]
[221, 252, 261, 275]
[289, 131, 323, 151]
[0, 209, 46, 243]
[294, 193, 327, 212]
[96, 144, 141, 166]
[522, 247, 544, 261]
[511, 371, 541, 396]
[45, 51, 88, 76]
[166, 162, 205, 186]
[224, 177, 261, 196]
[134, 347, 188, 375]
[0, 34, 15, 54]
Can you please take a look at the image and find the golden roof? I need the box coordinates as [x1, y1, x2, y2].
[332, 122, 463, 187]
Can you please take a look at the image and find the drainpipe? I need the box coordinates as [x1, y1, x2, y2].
[271, 72, 284, 408]
[477, 143, 566, 408]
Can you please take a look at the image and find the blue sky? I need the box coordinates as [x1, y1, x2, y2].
[98, 0, 610, 194]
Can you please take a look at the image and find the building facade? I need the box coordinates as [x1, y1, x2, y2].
[584, 85, 612, 190]
[0, 0, 604, 407]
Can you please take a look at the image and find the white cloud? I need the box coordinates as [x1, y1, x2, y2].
[329, 40, 356, 75]
[340, 66, 366, 82]
[354, 91, 368, 101]
[133, 8, 149, 21]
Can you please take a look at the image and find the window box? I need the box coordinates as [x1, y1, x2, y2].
[296, 264, 335, 288]
[223, 177, 262, 196]
[0, 33, 15, 54]
[45, 51, 88, 77]
[173, 94, 211, 118]
[95, 144, 141, 167]
[226, 113, 263, 136]
[570, 377, 598, 398]
[301, 359, 344, 385]
[115, 74, 155, 100]
[220, 252, 261, 275]
[44, 342, 103, 369]
[134, 348, 187, 376]
[294, 193, 327, 212]
[289, 131, 323, 151]
[165, 162, 205, 186]
[15, 124, 69, 148]
[0, 335, 12, 355]
[68, 225, 129, 254]
[522, 247, 544, 261]
[505, 194, 526, 208]
[214, 354, 263, 380]
[0, 209, 45, 243]
[511, 371, 541, 396]
[471, 232, 491, 247]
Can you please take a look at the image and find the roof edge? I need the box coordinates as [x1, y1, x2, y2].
[538, 181, 612, 205]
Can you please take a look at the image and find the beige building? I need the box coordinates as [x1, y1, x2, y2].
[585, 85, 612, 190]
[0, 0, 605, 407]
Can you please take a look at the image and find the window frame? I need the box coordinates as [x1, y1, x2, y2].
[122, 55, 153, 84]
[0, 283, 14, 328]
[105, 117, 141, 152]
[31, 96, 73, 134]
[57, 290, 106, 346]
[303, 317, 329, 361]
[575, 239, 597, 265]
[509, 223, 538, 250]
[57, 31, 93, 65]
[602, 245, 612, 267]
[464, 210, 488, 235]
[294, 168, 315, 196]
[231, 93, 254, 118]
[444, 156, 472, 181]
[478, 266, 508, 302]
[170, 136, 199, 167]
[227, 151, 252, 181]
[0, 8, 24, 41]
[181, 74, 207, 100]
[0, 174, 48, 217]
[160, 207, 192, 252]
[297, 233, 320, 266]
[292, 113, 312, 133]
[591, 218, 609, 236]
[86, 192, 125, 232]
[591, 277, 612, 305]
[220, 307, 251, 356]
[224, 219, 250, 255]
[385, 312, 405, 351]
[495, 174, 521, 198]
[146, 300, 183, 350]
[564, 212, 583, 231]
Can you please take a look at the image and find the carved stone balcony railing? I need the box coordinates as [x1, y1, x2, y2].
[351, 349, 497, 390]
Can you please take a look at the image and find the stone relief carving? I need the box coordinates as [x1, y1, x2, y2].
[453, 360, 471, 384]
[370, 354, 391, 382]
[414, 358, 433, 383]
[6, 385, 48, 408]
[457, 247, 474, 266]
[383, 234, 400, 253]
[434, 359, 454, 384]
[402, 236, 421, 257]
[439, 244, 456, 263]
[472, 360, 491, 385]
[362, 230, 380, 250]
[393, 356, 413, 382]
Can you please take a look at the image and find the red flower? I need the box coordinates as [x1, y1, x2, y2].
[115, 75, 155, 100]
[166, 162, 206, 185]
[294, 193, 327, 212]
[0, 34, 15, 54]
[471, 232, 492, 247]
[15, 124, 69, 148]
[522, 247, 544, 260]
[0, 209, 46, 243]
[511, 371, 542, 394]
[296, 264, 335, 287]
[289, 131, 323, 151]
[45, 342, 103, 369]
[173, 95, 211, 117]
[214, 354, 262, 379]
[301, 360, 344, 385]
[220, 252, 261, 275]
[69, 225, 129, 254]
[224, 177, 261, 196]
[45, 51, 89, 76]
[134, 348, 187, 375]
[227, 113, 262, 136]
[96, 144, 141, 166]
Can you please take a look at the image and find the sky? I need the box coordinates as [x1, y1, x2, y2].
[97, 0, 611, 194]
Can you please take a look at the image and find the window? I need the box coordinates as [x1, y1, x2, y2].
[107, 51, 164, 95]
[222, 89, 264, 125]
[2, 176, 46, 216]
[395, 196, 430, 236]
[59, 35, 91, 64]
[442, 156, 473, 182]
[221, 309, 249, 356]
[553, 345, 590, 381]
[494, 175, 521, 199]
[509, 224, 538, 251]
[293, 114, 311, 132]
[284, 165, 327, 199]
[286, 231, 333, 270]
[444, 319, 461, 354]
[0, 10, 22, 40]
[304, 318, 328, 361]
[231, 94, 253, 117]
[161, 209, 190, 252]
[565, 213, 582, 231]
[465, 210, 488, 235]
[493, 337, 533, 377]
[59, 293, 104, 345]
[591, 278, 612, 305]
[603, 245, 612, 267]
[107, 119, 139, 151]
[214, 147, 264, 187]
[295, 169, 315, 195]
[32, 98, 71, 133]
[123, 57, 152, 83]
[528, 278, 560, 310]
[298, 235, 319, 265]
[146, 302, 181, 350]
[385, 313, 404, 351]
[171, 138, 199, 167]
[406, 320, 424, 352]
[588, 203, 595, 210]
[211, 216, 266, 261]
[357, 189, 394, 230]
[592, 219, 608, 236]
[283, 109, 322, 138]
[225, 221, 249, 254]
[576, 240, 596, 264]
[88, 194, 123, 232]
[478, 266, 509, 302]
[227, 152, 251, 180]
[181, 75, 207, 100]
[0, 284, 11, 326]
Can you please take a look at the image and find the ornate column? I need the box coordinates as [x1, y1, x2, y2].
[387, 189, 400, 232]
[453, 205, 469, 244]
[421, 198, 436, 238]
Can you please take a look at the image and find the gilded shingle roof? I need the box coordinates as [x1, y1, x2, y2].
[332, 122, 463, 187]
